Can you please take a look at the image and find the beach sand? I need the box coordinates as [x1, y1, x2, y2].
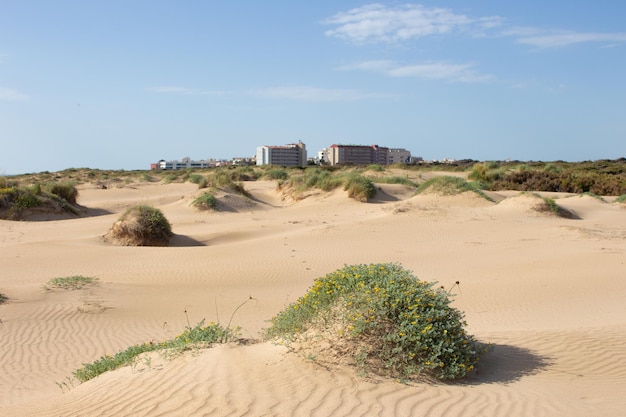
[1, 177, 625, 416]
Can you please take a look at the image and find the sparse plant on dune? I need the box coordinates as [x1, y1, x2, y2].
[416, 176, 493, 202]
[189, 174, 208, 189]
[72, 320, 240, 383]
[369, 175, 419, 188]
[192, 192, 219, 211]
[46, 182, 78, 205]
[580, 192, 606, 202]
[264, 263, 490, 381]
[343, 174, 376, 202]
[529, 193, 578, 219]
[44, 275, 98, 290]
[279, 169, 377, 201]
[207, 170, 251, 197]
[71, 298, 258, 384]
[104, 205, 172, 246]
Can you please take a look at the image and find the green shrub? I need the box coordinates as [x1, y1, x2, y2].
[616, 194, 626, 204]
[193, 193, 219, 211]
[106, 205, 173, 246]
[73, 320, 238, 383]
[265, 263, 490, 381]
[344, 174, 377, 202]
[47, 182, 78, 205]
[490, 170, 626, 195]
[15, 189, 42, 209]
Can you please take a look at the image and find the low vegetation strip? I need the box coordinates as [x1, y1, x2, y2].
[469, 161, 626, 195]
[264, 263, 490, 381]
[278, 168, 377, 202]
[73, 320, 239, 382]
[0, 182, 80, 220]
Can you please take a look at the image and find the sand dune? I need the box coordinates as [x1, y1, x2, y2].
[1, 179, 625, 416]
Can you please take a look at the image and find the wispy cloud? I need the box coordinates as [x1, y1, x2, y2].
[0, 86, 29, 101]
[150, 85, 388, 102]
[250, 85, 389, 101]
[513, 30, 626, 48]
[149, 86, 227, 96]
[323, 4, 626, 50]
[338, 60, 492, 83]
[322, 3, 501, 43]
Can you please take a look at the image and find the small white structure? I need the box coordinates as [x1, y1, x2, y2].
[157, 157, 211, 170]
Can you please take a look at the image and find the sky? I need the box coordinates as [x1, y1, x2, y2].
[1, 1, 625, 174]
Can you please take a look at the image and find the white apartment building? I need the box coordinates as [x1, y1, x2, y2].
[256, 141, 307, 167]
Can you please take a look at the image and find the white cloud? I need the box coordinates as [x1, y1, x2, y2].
[323, 3, 477, 43]
[148, 86, 227, 95]
[250, 85, 387, 101]
[323, 4, 626, 50]
[338, 60, 492, 83]
[0, 86, 29, 101]
[515, 31, 626, 48]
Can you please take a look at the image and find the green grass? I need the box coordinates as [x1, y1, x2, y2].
[47, 182, 78, 204]
[45, 275, 98, 290]
[343, 174, 377, 202]
[264, 168, 290, 181]
[73, 320, 239, 382]
[616, 194, 626, 203]
[541, 196, 561, 215]
[415, 176, 493, 202]
[281, 169, 377, 201]
[188, 174, 208, 189]
[264, 263, 490, 381]
[207, 171, 251, 197]
[370, 175, 419, 188]
[192, 192, 219, 211]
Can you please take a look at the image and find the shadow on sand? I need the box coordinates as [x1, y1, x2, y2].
[169, 234, 206, 247]
[462, 344, 553, 385]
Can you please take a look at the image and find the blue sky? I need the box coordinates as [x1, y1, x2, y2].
[1, 1, 625, 174]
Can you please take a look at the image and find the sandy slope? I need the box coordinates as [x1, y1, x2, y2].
[1, 180, 625, 416]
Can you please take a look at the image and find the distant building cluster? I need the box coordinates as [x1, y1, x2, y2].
[150, 141, 416, 170]
[321, 144, 411, 166]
